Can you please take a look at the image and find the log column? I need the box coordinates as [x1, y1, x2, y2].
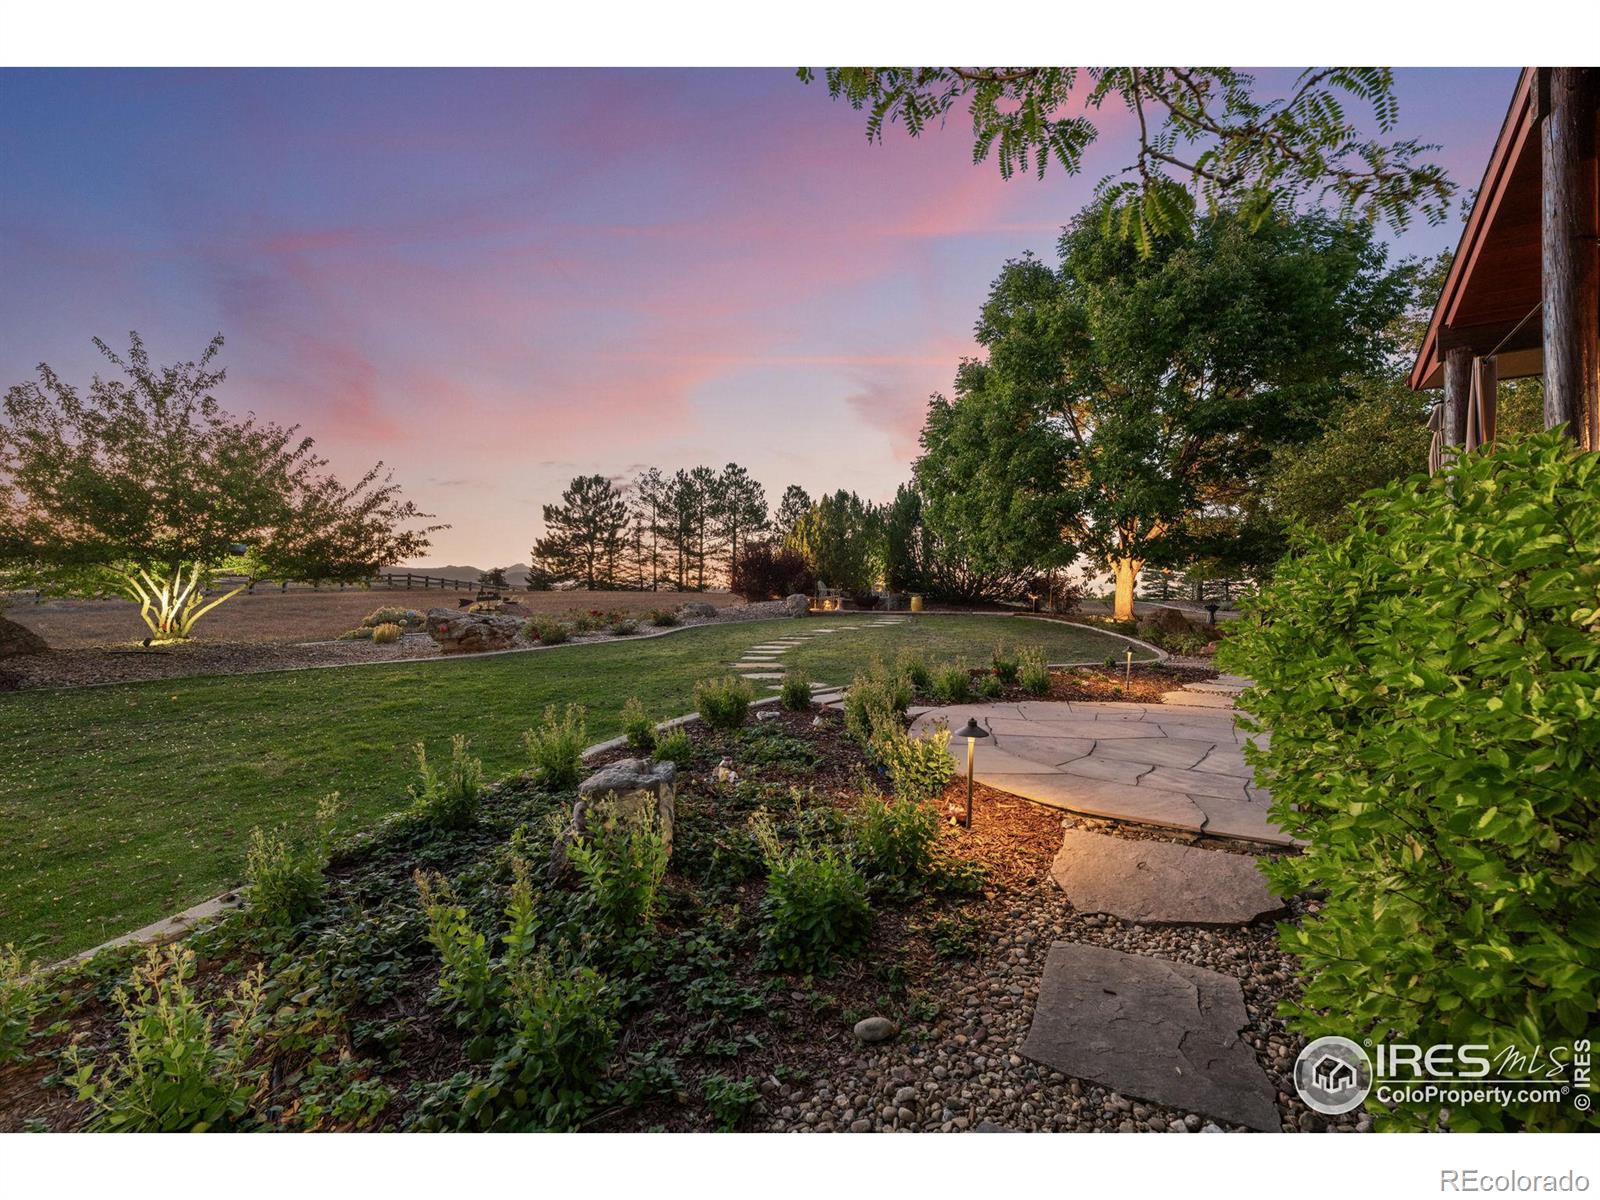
[1443, 345, 1473, 448]
[1542, 67, 1599, 449]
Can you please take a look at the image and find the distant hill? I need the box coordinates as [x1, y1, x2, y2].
[388, 563, 533, 587]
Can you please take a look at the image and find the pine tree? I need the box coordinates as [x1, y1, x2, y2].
[530, 474, 630, 590]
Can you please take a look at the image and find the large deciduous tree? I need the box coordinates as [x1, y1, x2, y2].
[917, 206, 1407, 619]
[531, 473, 629, 590]
[801, 67, 1453, 253]
[0, 333, 438, 642]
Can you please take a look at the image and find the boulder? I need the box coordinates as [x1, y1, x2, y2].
[782, 593, 810, 617]
[424, 607, 521, 654]
[552, 758, 677, 878]
[677, 601, 717, 620]
[0, 615, 47, 658]
[853, 1016, 899, 1044]
[1149, 606, 1197, 636]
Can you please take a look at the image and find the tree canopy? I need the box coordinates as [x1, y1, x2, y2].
[0, 333, 437, 641]
[531, 474, 630, 590]
[800, 67, 1453, 254]
[916, 205, 1410, 618]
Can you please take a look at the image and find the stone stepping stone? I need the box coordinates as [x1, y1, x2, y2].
[1021, 942, 1280, 1132]
[1191, 748, 1253, 778]
[1184, 680, 1248, 695]
[1048, 828, 1284, 925]
[1089, 737, 1220, 770]
[739, 671, 785, 680]
[1158, 690, 1238, 709]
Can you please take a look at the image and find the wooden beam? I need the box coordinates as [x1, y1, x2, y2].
[1541, 67, 1599, 448]
[1443, 345, 1473, 446]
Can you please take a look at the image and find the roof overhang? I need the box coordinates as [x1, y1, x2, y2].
[1410, 69, 1545, 390]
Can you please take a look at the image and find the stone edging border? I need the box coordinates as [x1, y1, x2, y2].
[1011, 615, 1169, 665]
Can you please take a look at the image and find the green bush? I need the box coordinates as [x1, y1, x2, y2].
[843, 663, 911, 750]
[749, 811, 872, 974]
[409, 734, 483, 828]
[779, 671, 812, 711]
[1, 944, 43, 1067]
[338, 626, 374, 640]
[414, 871, 496, 1026]
[646, 608, 679, 627]
[370, 621, 403, 645]
[524, 704, 587, 790]
[523, 615, 570, 645]
[65, 946, 265, 1131]
[895, 649, 932, 691]
[974, 671, 1003, 699]
[872, 725, 954, 804]
[244, 794, 339, 930]
[930, 662, 971, 703]
[695, 676, 754, 731]
[1218, 433, 1600, 1132]
[620, 696, 657, 754]
[608, 617, 639, 636]
[1018, 646, 1051, 697]
[652, 728, 693, 768]
[701, 1073, 760, 1130]
[568, 811, 670, 938]
[991, 645, 1020, 685]
[853, 785, 943, 889]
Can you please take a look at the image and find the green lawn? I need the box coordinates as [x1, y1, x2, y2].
[0, 614, 1141, 957]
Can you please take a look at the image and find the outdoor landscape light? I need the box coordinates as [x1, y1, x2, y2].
[958, 717, 988, 828]
[1124, 648, 1133, 685]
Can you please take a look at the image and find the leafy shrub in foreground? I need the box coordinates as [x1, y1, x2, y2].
[696, 676, 754, 731]
[843, 662, 911, 750]
[975, 671, 1003, 699]
[991, 645, 1020, 685]
[872, 724, 954, 804]
[701, 1073, 760, 1130]
[620, 696, 657, 753]
[66, 946, 265, 1132]
[244, 793, 340, 930]
[568, 811, 670, 938]
[523, 615, 570, 644]
[414, 871, 496, 1028]
[410, 734, 482, 828]
[930, 662, 971, 703]
[370, 621, 403, 645]
[652, 728, 693, 768]
[1218, 433, 1600, 1132]
[1, 944, 43, 1067]
[1018, 646, 1051, 697]
[853, 785, 943, 890]
[895, 648, 931, 691]
[750, 811, 871, 974]
[779, 671, 812, 711]
[525, 704, 587, 790]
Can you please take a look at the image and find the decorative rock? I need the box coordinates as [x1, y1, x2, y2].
[553, 758, 676, 876]
[1049, 830, 1282, 926]
[1020, 942, 1280, 1132]
[424, 607, 520, 654]
[853, 1016, 899, 1044]
[782, 593, 811, 617]
[678, 601, 717, 619]
[0, 615, 48, 658]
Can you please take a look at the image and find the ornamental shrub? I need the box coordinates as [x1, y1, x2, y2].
[363, 606, 421, 629]
[843, 662, 911, 750]
[895, 648, 932, 691]
[779, 671, 812, 711]
[409, 735, 483, 828]
[608, 617, 639, 636]
[1218, 433, 1600, 1132]
[695, 676, 754, 730]
[853, 784, 943, 890]
[730, 539, 817, 601]
[872, 724, 954, 804]
[525, 704, 587, 790]
[974, 671, 1003, 699]
[1018, 646, 1051, 696]
[370, 621, 403, 645]
[646, 608, 679, 627]
[930, 661, 971, 703]
[523, 615, 570, 644]
[749, 811, 871, 974]
[568, 811, 670, 938]
[66, 946, 265, 1131]
[652, 728, 693, 768]
[1, 944, 43, 1067]
[620, 696, 657, 753]
[244, 793, 340, 930]
[990, 644, 1020, 685]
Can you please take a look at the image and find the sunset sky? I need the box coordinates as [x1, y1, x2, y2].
[1, 67, 1516, 566]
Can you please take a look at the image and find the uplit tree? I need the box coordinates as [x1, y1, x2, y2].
[774, 484, 813, 545]
[0, 333, 438, 643]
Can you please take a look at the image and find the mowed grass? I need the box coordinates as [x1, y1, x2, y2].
[0, 615, 1141, 956]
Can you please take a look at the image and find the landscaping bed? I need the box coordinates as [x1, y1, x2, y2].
[0, 672, 1335, 1134]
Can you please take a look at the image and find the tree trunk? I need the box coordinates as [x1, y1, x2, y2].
[1542, 67, 1599, 448]
[1443, 345, 1473, 449]
[1112, 557, 1141, 622]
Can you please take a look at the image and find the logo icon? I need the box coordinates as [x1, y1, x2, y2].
[1294, 1036, 1373, 1115]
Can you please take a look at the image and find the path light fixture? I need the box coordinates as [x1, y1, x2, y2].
[958, 718, 988, 828]
[1206, 603, 1219, 626]
[1124, 648, 1133, 686]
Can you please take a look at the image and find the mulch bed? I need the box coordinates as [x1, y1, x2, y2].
[911, 662, 1217, 708]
